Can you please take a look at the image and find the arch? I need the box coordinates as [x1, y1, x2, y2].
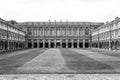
[104, 42, 107, 49]
[56, 40, 61, 48]
[79, 42, 83, 48]
[68, 40, 72, 48]
[62, 40, 66, 48]
[85, 42, 89, 48]
[4, 41, 8, 50]
[28, 41, 32, 48]
[111, 41, 115, 50]
[50, 40, 55, 48]
[73, 40, 77, 48]
[107, 41, 109, 49]
[11, 41, 13, 50]
[99, 42, 102, 48]
[34, 41, 37, 48]
[9, 41, 12, 50]
[39, 40, 43, 48]
[115, 40, 119, 50]
[101, 42, 104, 49]
[45, 40, 49, 48]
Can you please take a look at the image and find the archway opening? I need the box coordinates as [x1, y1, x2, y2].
[62, 42, 66, 48]
[111, 41, 115, 50]
[56, 42, 60, 48]
[5, 41, 8, 50]
[9, 42, 11, 50]
[99, 42, 102, 48]
[85, 42, 89, 48]
[68, 42, 72, 48]
[79, 42, 83, 48]
[34, 42, 37, 48]
[1, 41, 4, 50]
[45, 42, 49, 48]
[107, 42, 109, 49]
[50, 42, 54, 48]
[115, 41, 119, 50]
[28, 42, 32, 48]
[73, 41, 77, 48]
[39, 42, 43, 48]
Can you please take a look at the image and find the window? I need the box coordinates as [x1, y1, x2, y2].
[85, 28, 89, 35]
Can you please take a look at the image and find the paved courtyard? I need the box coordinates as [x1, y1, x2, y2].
[0, 48, 120, 74]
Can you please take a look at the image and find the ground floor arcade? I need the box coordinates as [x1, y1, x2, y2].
[92, 40, 120, 50]
[27, 39, 90, 48]
[0, 39, 26, 51]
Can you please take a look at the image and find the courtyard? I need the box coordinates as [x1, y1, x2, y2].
[0, 48, 120, 74]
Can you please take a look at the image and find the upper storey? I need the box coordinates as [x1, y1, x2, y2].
[92, 17, 120, 36]
[0, 18, 25, 36]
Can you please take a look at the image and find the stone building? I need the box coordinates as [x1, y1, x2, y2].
[16, 21, 103, 48]
[92, 17, 120, 50]
[0, 18, 26, 52]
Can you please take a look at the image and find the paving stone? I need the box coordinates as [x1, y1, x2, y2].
[0, 74, 120, 80]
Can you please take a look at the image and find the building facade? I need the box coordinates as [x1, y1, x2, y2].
[0, 18, 26, 52]
[17, 21, 103, 49]
[92, 17, 120, 50]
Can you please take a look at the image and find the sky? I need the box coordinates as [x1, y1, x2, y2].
[0, 0, 120, 22]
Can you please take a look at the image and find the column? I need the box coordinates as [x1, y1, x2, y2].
[83, 39, 85, 48]
[54, 40, 56, 48]
[66, 40, 68, 48]
[49, 40, 50, 48]
[98, 41, 100, 48]
[18, 41, 19, 49]
[7, 41, 9, 50]
[72, 40, 74, 48]
[37, 40, 39, 48]
[109, 40, 111, 50]
[32, 40, 34, 48]
[43, 40, 45, 48]
[77, 40, 79, 48]
[60, 40, 62, 48]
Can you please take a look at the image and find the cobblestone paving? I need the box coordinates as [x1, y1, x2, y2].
[0, 74, 120, 80]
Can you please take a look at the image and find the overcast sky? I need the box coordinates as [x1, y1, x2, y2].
[0, 0, 119, 22]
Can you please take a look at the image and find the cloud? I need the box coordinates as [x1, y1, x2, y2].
[0, 0, 119, 22]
